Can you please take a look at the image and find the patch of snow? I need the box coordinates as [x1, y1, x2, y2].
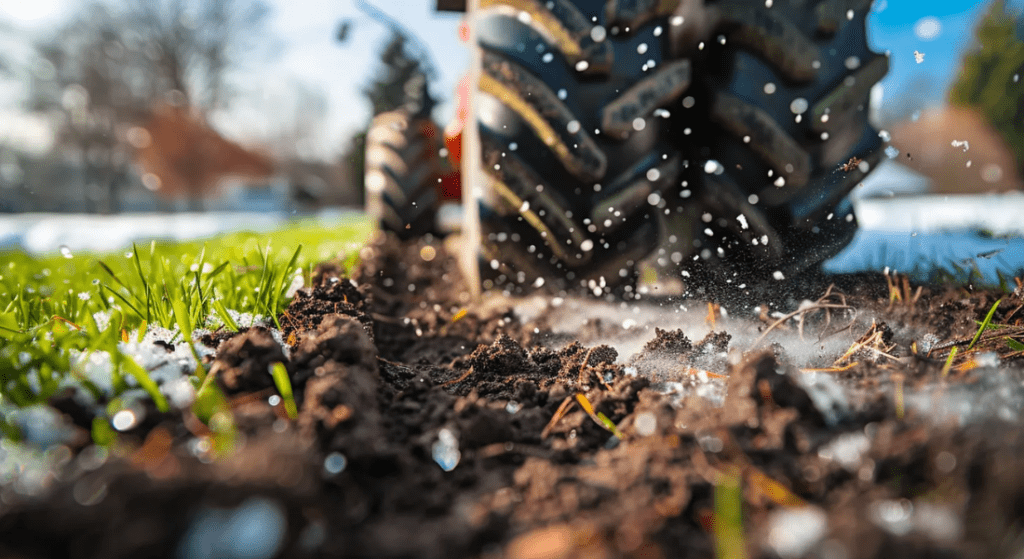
[766, 506, 828, 558]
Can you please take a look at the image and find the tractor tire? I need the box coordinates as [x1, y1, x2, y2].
[681, 0, 888, 299]
[467, 0, 885, 298]
[365, 109, 443, 239]
[470, 0, 695, 296]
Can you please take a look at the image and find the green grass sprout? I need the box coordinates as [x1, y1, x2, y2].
[172, 299, 207, 381]
[119, 353, 170, 413]
[270, 362, 298, 419]
[968, 299, 1002, 351]
[714, 468, 748, 559]
[942, 346, 959, 378]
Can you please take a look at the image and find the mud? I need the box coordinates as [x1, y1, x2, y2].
[3, 233, 1024, 558]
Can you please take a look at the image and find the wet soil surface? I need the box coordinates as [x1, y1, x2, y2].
[5, 234, 1024, 558]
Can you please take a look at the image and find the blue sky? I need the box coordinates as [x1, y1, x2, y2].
[1, 0, 1021, 157]
[868, 0, 1023, 118]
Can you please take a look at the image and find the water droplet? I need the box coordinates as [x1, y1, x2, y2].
[885, 145, 899, 159]
[682, 96, 695, 109]
[542, 52, 554, 63]
[590, 25, 606, 42]
[646, 168, 661, 182]
[748, 194, 759, 204]
[653, 26, 663, 37]
[580, 239, 594, 252]
[557, 88, 567, 100]
[60, 245, 73, 258]
[635, 412, 657, 436]
[763, 83, 776, 94]
[509, 142, 518, 151]
[268, 395, 281, 406]
[575, 60, 590, 72]
[517, 10, 531, 24]
[647, 192, 661, 205]
[112, 409, 138, 431]
[790, 98, 808, 114]
[637, 43, 648, 55]
[567, 120, 581, 133]
[632, 117, 646, 131]
[773, 271, 785, 280]
[432, 428, 461, 471]
[845, 56, 861, 70]
[324, 452, 347, 474]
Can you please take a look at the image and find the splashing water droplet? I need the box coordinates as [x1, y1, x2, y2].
[324, 452, 347, 474]
[432, 429, 461, 471]
[60, 246, 73, 259]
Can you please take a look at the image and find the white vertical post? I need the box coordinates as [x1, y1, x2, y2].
[460, 0, 483, 298]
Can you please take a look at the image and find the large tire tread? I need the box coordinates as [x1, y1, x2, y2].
[365, 110, 442, 239]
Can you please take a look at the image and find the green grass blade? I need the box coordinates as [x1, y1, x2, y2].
[0, 311, 20, 339]
[941, 346, 958, 378]
[968, 299, 1002, 351]
[270, 362, 298, 419]
[120, 354, 169, 412]
[97, 260, 128, 289]
[713, 469, 748, 559]
[1006, 338, 1024, 352]
[100, 284, 144, 320]
[207, 260, 230, 280]
[171, 299, 206, 380]
[212, 299, 240, 332]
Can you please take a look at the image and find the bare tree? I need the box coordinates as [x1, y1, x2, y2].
[130, 0, 271, 112]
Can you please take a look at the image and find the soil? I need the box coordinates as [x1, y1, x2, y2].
[4, 233, 1024, 559]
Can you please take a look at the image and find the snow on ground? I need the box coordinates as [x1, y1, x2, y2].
[0, 209, 358, 255]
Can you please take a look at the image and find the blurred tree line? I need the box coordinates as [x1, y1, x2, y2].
[949, 0, 1024, 179]
[14, 0, 272, 212]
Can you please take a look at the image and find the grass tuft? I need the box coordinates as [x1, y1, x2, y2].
[0, 216, 371, 448]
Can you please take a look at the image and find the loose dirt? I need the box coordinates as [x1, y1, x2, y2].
[3, 233, 1024, 559]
